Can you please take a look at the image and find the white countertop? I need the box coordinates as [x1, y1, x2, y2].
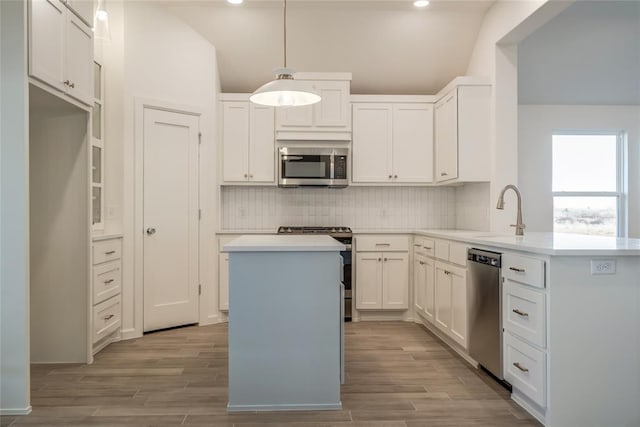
[414, 229, 640, 256]
[224, 235, 345, 252]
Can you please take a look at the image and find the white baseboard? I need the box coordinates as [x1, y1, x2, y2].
[0, 406, 32, 416]
[512, 390, 547, 426]
[355, 311, 414, 322]
[120, 328, 141, 341]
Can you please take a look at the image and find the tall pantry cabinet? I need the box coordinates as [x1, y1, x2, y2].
[28, 0, 100, 363]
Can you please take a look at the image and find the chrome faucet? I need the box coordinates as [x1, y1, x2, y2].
[496, 185, 525, 236]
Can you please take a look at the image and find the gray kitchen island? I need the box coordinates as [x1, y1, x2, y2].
[224, 235, 345, 412]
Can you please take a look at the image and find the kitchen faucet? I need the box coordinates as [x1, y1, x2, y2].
[496, 185, 525, 236]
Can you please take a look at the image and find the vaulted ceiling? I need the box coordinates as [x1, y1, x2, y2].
[167, 0, 494, 95]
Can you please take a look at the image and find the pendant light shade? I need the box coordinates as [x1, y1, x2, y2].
[94, 0, 111, 42]
[250, 1, 321, 107]
[250, 68, 321, 107]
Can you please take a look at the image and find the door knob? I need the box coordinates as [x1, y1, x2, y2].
[146, 227, 156, 235]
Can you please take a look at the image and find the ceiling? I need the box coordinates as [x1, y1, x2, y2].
[166, 0, 494, 95]
[518, 0, 640, 105]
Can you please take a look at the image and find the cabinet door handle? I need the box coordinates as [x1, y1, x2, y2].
[513, 362, 529, 373]
[244, 173, 248, 178]
[105, 250, 116, 255]
[64, 80, 75, 88]
[509, 267, 526, 273]
[419, 261, 425, 265]
[388, 175, 393, 179]
[104, 314, 115, 321]
[249, 174, 254, 178]
[440, 172, 448, 176]
[383, 258, 388, 262]
[394, 174, 398, 179]
[104, 279, 115, 284]
[512, 308, 529, 317]
[377, 258, 382, 262]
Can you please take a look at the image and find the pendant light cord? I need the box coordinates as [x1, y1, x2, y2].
[283, 0, 287, 68]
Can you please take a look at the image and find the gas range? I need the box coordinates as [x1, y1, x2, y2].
[277, 226, 352, 241]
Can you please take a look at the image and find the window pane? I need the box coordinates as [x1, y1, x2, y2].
[92, 187, 102, 226]
[94, 62, 102, 100]
[553, 196, 617, 236]
[92, 146, 102, 184]
[552, 134, 617, 192]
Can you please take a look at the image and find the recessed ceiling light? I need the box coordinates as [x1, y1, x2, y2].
[227, 0, 243, 4]
[414, 0, 430, 7]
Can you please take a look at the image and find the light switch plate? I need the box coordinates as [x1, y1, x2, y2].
[591, 259, 616, 275]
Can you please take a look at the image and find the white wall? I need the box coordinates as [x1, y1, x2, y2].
[119, 1, 220, 337]
[221, 187, 456, 231]
[0, 0, 31, 415]
[455, 182, 490, 231]
[519, 105, 640, 237]
[463, 0, 570, 234]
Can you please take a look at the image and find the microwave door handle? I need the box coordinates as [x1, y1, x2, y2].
[330, 155, 335, 180]
[282, 155, 303, 161]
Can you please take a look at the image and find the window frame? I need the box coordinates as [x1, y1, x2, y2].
[551, 130, 627, 237]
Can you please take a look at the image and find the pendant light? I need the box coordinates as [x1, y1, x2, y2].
[94, 0, 111, 42]
[250, 0, 321, 107]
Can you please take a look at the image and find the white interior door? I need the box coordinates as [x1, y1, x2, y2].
[143, 108, 199, 332]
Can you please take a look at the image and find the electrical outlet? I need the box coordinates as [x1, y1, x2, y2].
[590, 259, 616, 275]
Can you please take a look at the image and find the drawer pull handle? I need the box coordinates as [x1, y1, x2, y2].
[375, 243, 391, 246]
[104, 279, 115, 284]
[419, 261, 425, 265]
[512, 308, 529, 317]
[513, 362, 529, 373]
[105, 250, 116, 255]
[104, 314, 115, 321]
[509, 267, 525, 273]
[441, 172, 448, 176]
[423, 246, 432, 250]
[414, 244, 422, 247]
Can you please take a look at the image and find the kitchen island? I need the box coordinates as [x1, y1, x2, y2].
[413, 230, 640, 427]
[223, 235, 345, 412]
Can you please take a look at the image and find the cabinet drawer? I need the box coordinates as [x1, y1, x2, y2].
[93, 239, 122, 265]
[434, 239, 449, 261]
[504, 332, 546, 408]
[93, 260, 121, 305]
[449, 242, 468, 267]
[413, 236, 435, 257]
[434, 239, 467, 266]
[503, 281, 546, 348]
[357, 235, 408, 252]
[93, 295, 121, 343]
[503, 253, 545, 288]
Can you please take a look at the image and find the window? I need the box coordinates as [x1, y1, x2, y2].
[552, 132, 626, 237]
[92, 61, 105, 231]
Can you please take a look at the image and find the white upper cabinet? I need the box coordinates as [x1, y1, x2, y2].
[392, 104, 434, 183]
[29, 0, 94, 107]
[29, 0, 66, 93]
[434, 83, 491, 183]
[275, 75, 351, 138]
[352, 103, 392, 182]
[221, 98, 275, 184]
[66, 0, 94, 26]
[65, 12, 94, 105]
[352, 101, 433, 184]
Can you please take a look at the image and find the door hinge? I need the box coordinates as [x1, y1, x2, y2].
[198, 284, 202, 295]
[198, 209, 202, 220]
[198, 132, 202, 144]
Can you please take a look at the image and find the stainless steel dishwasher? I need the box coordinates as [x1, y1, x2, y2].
[467, 248, 503, 380]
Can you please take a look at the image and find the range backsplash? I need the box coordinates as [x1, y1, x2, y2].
[221, 186, 457, 231]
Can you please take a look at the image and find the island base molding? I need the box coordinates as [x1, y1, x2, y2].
[227, 403, 343, 412]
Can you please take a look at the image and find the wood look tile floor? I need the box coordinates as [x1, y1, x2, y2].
[1, 322, 541, 427]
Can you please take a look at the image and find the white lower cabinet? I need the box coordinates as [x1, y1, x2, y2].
[434, 260, 467, 349]
[92, 236, 122, 354]
[355, 235, 409, 311]
[504, 332, 546, 407]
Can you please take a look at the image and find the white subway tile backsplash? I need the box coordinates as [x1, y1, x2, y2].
[221, 186, 457, 231]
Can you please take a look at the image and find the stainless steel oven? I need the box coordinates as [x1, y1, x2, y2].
[277, 226, 352, 321]
[278, 147, 348, 188]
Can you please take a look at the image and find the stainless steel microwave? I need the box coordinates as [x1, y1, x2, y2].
[278, 146, 349, 188]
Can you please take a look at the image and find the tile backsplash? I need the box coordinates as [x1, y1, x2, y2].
[221, 186, 457, 231]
